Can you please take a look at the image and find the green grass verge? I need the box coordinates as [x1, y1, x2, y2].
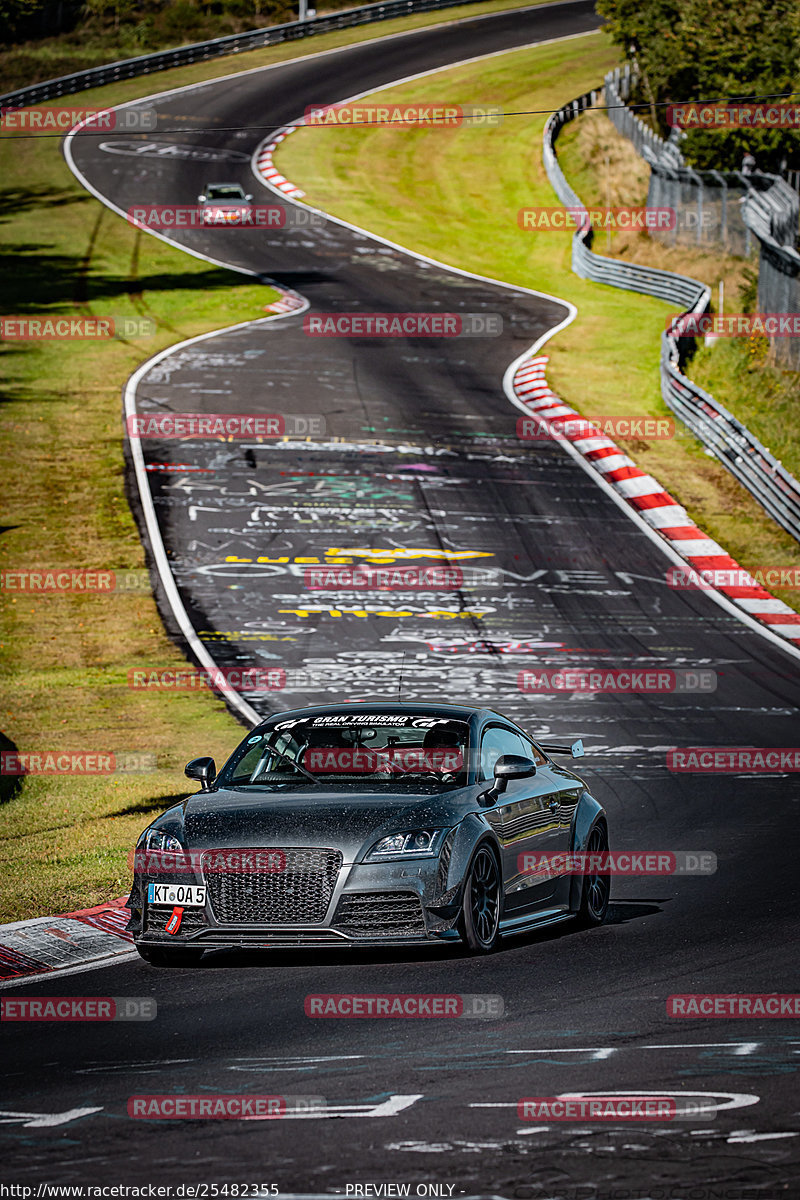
[276, 30, 800, 608]
[0, 138, 279, 923]
[0, 0, 549, 925]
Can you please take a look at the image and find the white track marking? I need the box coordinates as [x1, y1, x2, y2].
[247, 1094, 423, 1120]
[0, 1107, 103, 1128]
[556, 1090, 760, 1115]
[727, 1131, 798, 1143]
[506, 1048, 618, 1058]
[121, 321, 309, 725]
[508, 1042, 762, 1056]
[641, 1042, 761, 1055]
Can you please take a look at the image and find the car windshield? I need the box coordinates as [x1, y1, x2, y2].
[206, 185, 246, 200]
[217, 713, 471, 791]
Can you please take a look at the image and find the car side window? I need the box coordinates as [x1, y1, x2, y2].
[479, 726, 527, 780]
[228, 742, 265, 782]
[516, 734, 547, 767]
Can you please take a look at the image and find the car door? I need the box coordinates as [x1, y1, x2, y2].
[519, 733, 582, 908]
[478, 724, 568, 911]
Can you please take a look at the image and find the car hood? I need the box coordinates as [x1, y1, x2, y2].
[180, 786, 469, 861]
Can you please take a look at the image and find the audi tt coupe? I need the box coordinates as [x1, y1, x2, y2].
[128, 702, 610, 965]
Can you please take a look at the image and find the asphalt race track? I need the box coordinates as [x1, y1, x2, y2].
[3, 3, 800, 1195]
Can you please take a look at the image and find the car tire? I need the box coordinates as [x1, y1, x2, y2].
[459, 844, 502, 953]
[136, 944, 204, 967]
[575, 823, 610, 927]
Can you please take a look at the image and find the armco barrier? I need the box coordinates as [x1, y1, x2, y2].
[603, 64, 672, 164]
[742, 181, 800, 371]
[542, 91, 800, 544]
[0, 0, 487, 109]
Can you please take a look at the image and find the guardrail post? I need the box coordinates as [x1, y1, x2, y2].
[714, 171, 727, 249]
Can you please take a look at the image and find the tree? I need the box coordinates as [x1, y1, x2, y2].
[596, 0, 800, 171]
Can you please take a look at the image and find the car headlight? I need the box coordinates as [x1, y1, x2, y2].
[365, 829, 446, 861]
[140, 828, 183, 853]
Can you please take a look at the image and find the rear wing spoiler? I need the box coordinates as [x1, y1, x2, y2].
[539, 739, 584, 759]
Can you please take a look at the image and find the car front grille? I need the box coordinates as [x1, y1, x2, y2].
[204, 848, 342, 925]
[333, 891, 426, 938]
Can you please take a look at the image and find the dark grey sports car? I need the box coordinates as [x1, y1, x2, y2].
[128, 703, 610, 965]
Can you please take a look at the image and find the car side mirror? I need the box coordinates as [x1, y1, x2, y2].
[197, 194, 206, 202]
[480, 754, 537, 804]
[245, 194, 253, 202]
[185, 756, 216, 786]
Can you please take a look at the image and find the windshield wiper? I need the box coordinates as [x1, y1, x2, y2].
[250, 745, 320, 786]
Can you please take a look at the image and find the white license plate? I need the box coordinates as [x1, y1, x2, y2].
[147, 883, 206, 907]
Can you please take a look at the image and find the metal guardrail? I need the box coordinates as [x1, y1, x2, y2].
[742, 176, 800, 251]
[542, 93, 709, 312]
[604, 65, 676, 164]
[605, 64, 789, 258]
[660, 356, 800, 537]
[542, 91, 800, 544]
[0, 0, 487, 108]
[742, 183, 800, 371]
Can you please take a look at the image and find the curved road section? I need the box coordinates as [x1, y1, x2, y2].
[5, 2, 794, 1193]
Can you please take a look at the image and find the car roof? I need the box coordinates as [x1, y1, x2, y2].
[255, 702, 519, 728]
